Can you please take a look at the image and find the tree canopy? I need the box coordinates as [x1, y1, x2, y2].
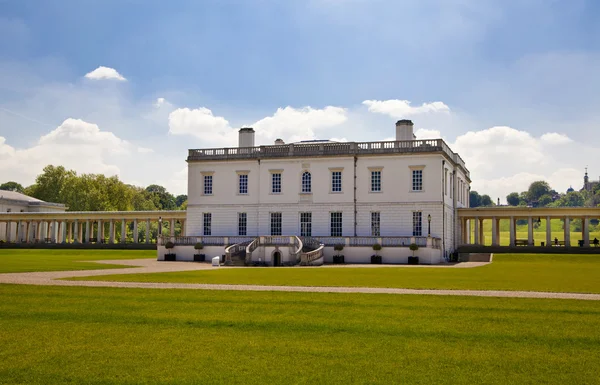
[0, 181, 25, 193]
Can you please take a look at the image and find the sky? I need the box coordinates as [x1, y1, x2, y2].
[1, 0, 599, 201]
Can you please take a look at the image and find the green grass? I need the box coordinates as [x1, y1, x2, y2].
[0, 284, 599, 384]
[0, 249, 154, 273]
[69, 253, 600, 294]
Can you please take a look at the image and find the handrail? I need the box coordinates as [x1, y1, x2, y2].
[300, 244, 325, 265]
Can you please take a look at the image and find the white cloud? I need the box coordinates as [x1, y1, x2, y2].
[362, 99, 450, 118]
[168, 107, 234, 145]
[540, 132, 572, 145]
[137, 147, 154, 153]
[153, 97, 167, 108]
[414, 128, 442, 139]
[84, 66, 127, 81]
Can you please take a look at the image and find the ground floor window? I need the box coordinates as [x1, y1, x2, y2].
[270, 212, 282, 236]
[371, 212, 380, 237]
[203, 213, 212, 236]
[238, 213, 247, 236]
[330, 212, 343, 236]
[300, 212, 312, 237]
[412, 211, 422, 236]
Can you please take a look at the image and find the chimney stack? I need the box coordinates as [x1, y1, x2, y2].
[238, 127, 255, 148]
[395, 120, 414, 141]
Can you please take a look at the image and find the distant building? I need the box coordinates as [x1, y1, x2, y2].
[0, 191, 66, 242]
[582, 168, 599, 192]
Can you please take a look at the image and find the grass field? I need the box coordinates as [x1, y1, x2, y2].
[1, 284, 599, 384]
[69, 253, 600, 294]
[0, 249, 154, 273]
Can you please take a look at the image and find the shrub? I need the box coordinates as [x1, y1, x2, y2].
[165, 241, 175, 250]
[372, 243, 382, 251]
[333, 244, 344, 251]
[409, 243, 419, 251]
[194, 242, 204, 250]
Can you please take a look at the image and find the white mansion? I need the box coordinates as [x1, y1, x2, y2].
[183, 120, 470, 264]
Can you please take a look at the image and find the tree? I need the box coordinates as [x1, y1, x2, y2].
[480, 194, 493, 207]
[0, 181, 25, 193]
[26, 165, 75, 204]
[175, 194, 188, 208]
[469, 191, 482, 207]
[527, 181, 551, 202]
[145, 184, 176, 210]
[537, 194, 553, 207]
[506, 192, 520, 206]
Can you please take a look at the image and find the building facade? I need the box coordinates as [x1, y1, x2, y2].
[185, 120, 470, 257]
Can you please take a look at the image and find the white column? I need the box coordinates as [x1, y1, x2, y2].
[546, 216, 552, 247]
[50, 221, 56, 243]
[491, 217, 498, 246]
[564, 216, 570, 247]
[16, 220, 22, 243]
[62, 221, 67, 243]
[181, 220, 186, 236]
[133, 219, 139, 244]
[509, 216, 515, 247]
[73, 220, 79, 244]
[145, 219, 150, 244]
[85, 221, 91, 243]
[98, 220, 103, 243]
[527, 217, 533, 246]
[474, 217, 480, 245]
[121, 219, 126, 243]
[583, 217, 590, 247]
[6, 221, 12, 242]
[170, 219, 175, 236]
[109, 220, 115, 244]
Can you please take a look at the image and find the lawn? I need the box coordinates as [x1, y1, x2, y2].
[69, 253, 600, 294]
[0, 249, 154, 273]
[0, 284, 599, 384]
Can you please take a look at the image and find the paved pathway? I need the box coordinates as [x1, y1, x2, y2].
[1, 259, 599, 301]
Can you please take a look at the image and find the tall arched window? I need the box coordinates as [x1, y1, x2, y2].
[301, 171, 312, 193]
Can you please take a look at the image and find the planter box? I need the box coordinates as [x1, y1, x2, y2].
[193, 254, 206, 262]
[370, 255, 382, 264]
[333, 255, 345, 264]
[164, 253, 176, 261]
[408, 256, 419, 265]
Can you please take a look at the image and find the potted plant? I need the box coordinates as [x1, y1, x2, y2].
[333, 244, 344, 264]
[371, 243, 382, 264]
[408, 243, 419, 265]
[193, 242, 205, 262]
[164, 241, 176, 261]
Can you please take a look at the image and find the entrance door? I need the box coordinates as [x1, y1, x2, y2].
[273, 251, 281, 266]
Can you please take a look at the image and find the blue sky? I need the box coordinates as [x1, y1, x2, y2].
[1, 0, 599, 199]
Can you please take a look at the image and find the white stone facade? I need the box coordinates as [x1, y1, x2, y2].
[185, 121, 470, 256]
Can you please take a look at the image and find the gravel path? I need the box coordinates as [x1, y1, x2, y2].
[1, 259, 598, 301]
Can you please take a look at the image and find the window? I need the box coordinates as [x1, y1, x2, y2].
[330, 212, 343, 236]
[301, 171, 311, 193]
[370, 171, 381, 192]
[238, 213, 247, 236]
[238, 174, 248, 194]
[272, 173, 281, 194]
[412, 211, 422, 236]
[300, 212, 312, 237]
[270, 212, 282, 236]
[371, 212, 380, 237]
[203, 175, 213, 195]
[412, 170, 423, 191]
[203, 213, 212, 236]
[331, 171, 342, 192]
[444, 169, 448, 195]
[450, 173, 454, 199]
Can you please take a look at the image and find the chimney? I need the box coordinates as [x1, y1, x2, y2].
[274, 138, 285, 145]
[238, 127, 255, 148]
[395, 120, 414, 141]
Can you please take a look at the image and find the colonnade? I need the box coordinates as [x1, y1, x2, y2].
[458, 207, 600, 248]
[0, 211, 186, 244]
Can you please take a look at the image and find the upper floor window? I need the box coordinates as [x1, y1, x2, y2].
[272, 173, 281, 194]
[412, 211, 422, 236]
[370, 170, 381, 192]
[330, 212, 343, 236]
[412, 170, 423, 191]
[331, 171, 342, 192]
[238, 174, 248, 195]
[203, 213, 212, 236]
[203, 175, 213, 195]
[270, 212, 282, 236]
[371, 212, 380, 237]
[301, 171, 312, 193]
[238, 213, 247, 236]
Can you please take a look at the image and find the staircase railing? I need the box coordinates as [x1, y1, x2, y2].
[245, 238, 259, 265]
[300, 244, 325, 265]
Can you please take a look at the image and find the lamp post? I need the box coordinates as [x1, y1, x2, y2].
[158, 217, 162, 236]
[427, 214, 431, 237]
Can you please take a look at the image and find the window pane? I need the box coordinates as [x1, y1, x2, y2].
[331, 171, 342, 192]
[371, 212, 380, 237]
[272, 173, 281, 193]
[330, 212, 343, 236]
[302, 172, 311, 193]
[238, 213, 247, 236]
[412, 170, 422, 191]
[412, 211, 422, 236]
[204, 175, 213, 195]
[270, 212, 282, 236]
[239, 174, 248, 194]
[203, 213, 212, 236]
[300, 212, 312, 237]
[371, 171, 381, 192]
